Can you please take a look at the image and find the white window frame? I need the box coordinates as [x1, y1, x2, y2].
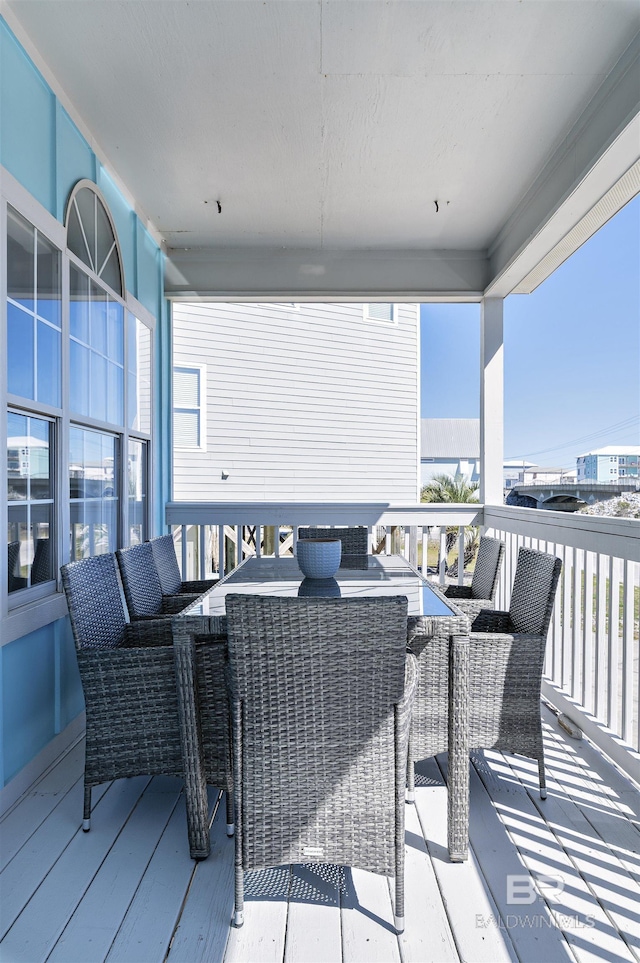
[1, 167, 155, 643]
[173, 363, 206, 452]
[363, 303, 397, 325]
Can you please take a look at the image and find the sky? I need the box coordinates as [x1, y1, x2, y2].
[420, 194, 640, 472]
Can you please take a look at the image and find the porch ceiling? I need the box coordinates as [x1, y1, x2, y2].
[5, 0, 640, 298]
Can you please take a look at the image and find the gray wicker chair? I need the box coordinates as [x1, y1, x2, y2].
[225, 594, 417, 933]
[469, 547, 562, 798]
[433, 534, 505, 619]
[61, 552, 232, 850]
[150, 533, 212, 595]
[61, 553, 182, 830]
[116, 542, 198, 619]
[298, 525, 368, 556]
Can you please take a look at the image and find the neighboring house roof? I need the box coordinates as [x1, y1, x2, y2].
[421, 419, 479, 459]
[577, 446, 640, 457]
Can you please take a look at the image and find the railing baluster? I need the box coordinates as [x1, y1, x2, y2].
[552, 542, 562, 686]
[561, 545, 572, 692]
[607, 556, 621, 733]
[235, 525, 242, 564]
[181, 524, 187, 579]
[621, 560, 635, 748]
[439, 529, 447, 585]
[595, 554, 608, 722]
[421, 528, 428, 576]
[199, 525, 206, 579]
[218, 524, 225, 580]
[457, 527, 465, 585]
[582, 550, 595, 712]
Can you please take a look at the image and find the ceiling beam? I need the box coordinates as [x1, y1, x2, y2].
[164, 247, 488, 300]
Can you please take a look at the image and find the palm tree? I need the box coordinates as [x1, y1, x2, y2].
[420, 473, 480, 576]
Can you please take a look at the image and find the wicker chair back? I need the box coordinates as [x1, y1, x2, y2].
[508, 548, 562, 634]
[7, 540, 26, 592]
[116, 542, 164, 617]
[61, 553, 128, 650]
[470, 535, 504, 601]
[225, 592, 414, 930]
[150, 534, 183, 595]
[31, 537, 52, 584]
[297, 525, 368, 556]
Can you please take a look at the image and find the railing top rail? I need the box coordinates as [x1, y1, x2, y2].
[165, 501, 484, 528]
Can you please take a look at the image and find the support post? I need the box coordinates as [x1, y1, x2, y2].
[480, 298, 504, 508]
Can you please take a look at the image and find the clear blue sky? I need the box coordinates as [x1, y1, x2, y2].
[420, 194, 640, 471]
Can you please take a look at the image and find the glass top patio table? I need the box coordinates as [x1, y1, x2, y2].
[179, 553, 460, 619]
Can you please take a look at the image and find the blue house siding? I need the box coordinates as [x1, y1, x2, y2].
[1, 16, 168, 794]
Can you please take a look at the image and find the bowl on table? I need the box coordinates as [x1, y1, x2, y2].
[296, 538, 342, 579]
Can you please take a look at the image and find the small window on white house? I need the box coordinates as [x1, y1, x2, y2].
[364, 303, 395, 323]
[173, 366, 204, 449]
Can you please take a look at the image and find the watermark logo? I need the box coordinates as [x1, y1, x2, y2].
[474, 874, 595, 931]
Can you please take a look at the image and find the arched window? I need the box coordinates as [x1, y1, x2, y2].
[65, 181, 124, 297]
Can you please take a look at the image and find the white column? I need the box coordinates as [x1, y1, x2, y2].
[480, 298, 504, 507]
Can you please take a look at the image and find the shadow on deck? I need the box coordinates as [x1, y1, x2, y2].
[1, 704, 639, 963]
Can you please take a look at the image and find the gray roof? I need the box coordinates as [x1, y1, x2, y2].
[421, 419, 480, 459]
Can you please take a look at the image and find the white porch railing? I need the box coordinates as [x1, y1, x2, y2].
[165, 500, 640, 782]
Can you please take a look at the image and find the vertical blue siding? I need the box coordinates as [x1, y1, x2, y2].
[1, 15, 167, 790]
[55, 104, 95, 221]
[0, 23, 56, 213]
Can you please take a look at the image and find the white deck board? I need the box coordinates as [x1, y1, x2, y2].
[473, 750, 637, 963]
[283, 863, 342, 963]
[105, 794, 197, 963]
[414, 756, 517, 963]
[48, 783, 182, 963]
[0, 777, 151, 963]
[1, 709, 639, 963]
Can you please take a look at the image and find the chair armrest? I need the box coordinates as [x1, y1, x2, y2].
[180, 579, 215, 594]
[160, 594, 201, 615]
[470, 609, 512, 633]
[123, 619, 174, 647]
[469, 630, 544, 646]
[398, 652, 418, 713]
[443, 585, 474, 599]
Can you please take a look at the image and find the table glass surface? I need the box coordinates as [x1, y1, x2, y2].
[181, 554, 457, 618]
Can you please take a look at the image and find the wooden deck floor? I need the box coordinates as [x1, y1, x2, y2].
[1, 703, 639, 963]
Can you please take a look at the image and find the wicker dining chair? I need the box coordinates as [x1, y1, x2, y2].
[225, 593, 417, 933]
[61, 552, 232, 849]
[61, 552, 183, 830]
[150, 533, 213, 596]
[116, 541, 199, 619]
[7, 540, 27, 592]
[297, 525, 369, 556]
[468, 547, 562, 798]
[432, 534, 505, 619]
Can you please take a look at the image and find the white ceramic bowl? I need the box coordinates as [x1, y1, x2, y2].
[296, 538, 342, 579]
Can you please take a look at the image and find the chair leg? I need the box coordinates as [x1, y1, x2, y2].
[406, 740, 415, 803]
[538, 757, 547, 800]
[83, 784, 91, 831]
[226, 789, 234, 836]
[232, 697, 244, 927]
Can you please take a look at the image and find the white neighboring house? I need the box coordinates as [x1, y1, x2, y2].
[172, 302, 420, 502]
[420, 419, 480, 486]
[576, 446, 640, 482]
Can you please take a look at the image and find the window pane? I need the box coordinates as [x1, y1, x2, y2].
[100, 249, 122, 296]
[108, 300, 124, 365]
[36, 232, 61, 327]
[367, 303, 394, 321]
[7, 303, 34, 399]
[7, 208, 34, 312]
[70, 341, 90, 416]
[174, 410, 200, 447]
[7, 412, 54, 592]
[74, 188, 96, 271]
[37, 320, 61, 407]
[128, 314, 151, 433]
[91, 353, 108, 422]
[70, 265, 90, 342]
[174, 367, 199, 407]
[69, 427, 118, 560]
[90, 282, 108, 354]
[128, 439, 147, 545]
[107, 362, 123, 425]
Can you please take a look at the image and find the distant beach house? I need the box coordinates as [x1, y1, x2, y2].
[420, 419, 480, 486]
[173, 302, 420, 502]
[577, 446, 640, 482]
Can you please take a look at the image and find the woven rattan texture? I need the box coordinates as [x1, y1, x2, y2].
[298, 526, 368, 556]
[226, 594, 411, 876]
[467, 548, 562, 788]
[150, 534, 213, 596]
[61, 553, 129, 650]
[117, 542, 195, 618]
[432, 536, 505, 619]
